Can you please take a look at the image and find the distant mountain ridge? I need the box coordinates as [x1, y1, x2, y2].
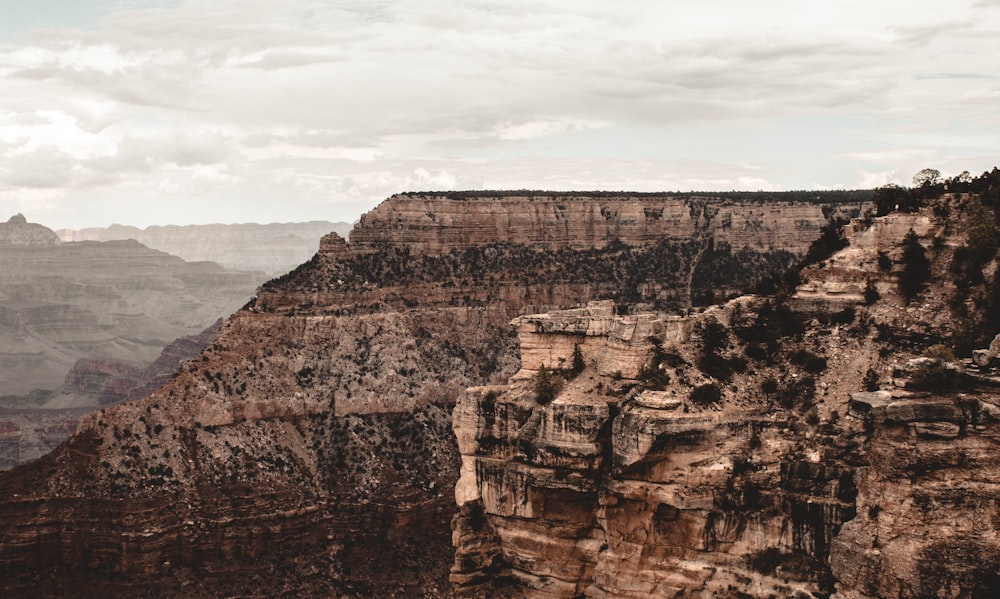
[0, 214, 61, 247]
[58, 220, 353, 275]
[0, 214, 269, 468]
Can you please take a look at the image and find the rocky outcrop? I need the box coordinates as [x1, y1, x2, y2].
[0, 191, 868, 597]
[832, 387, 1000, 598]
[453, 299, 860, 598]
[59, 220, 352, 275]
[0, 214, 60, 247]
[973, 333, 1000, 367]
[453, 192, 1000, 598]
[64, 358, 143, 397]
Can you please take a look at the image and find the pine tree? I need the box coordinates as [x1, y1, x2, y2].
[533, 364, 562, 404]
[898, 229, 931, 302]
[864, 278, 880, 305]
[862, 368, 880, 392]
[571, 344, 585, 375]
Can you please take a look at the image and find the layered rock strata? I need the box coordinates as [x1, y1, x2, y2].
[453, 300, 860, 598]
[0, 192, 866, 597]
[453, 193, 1000, 598]
[351, 192, 865, 254]
[0, 321, 223, 470]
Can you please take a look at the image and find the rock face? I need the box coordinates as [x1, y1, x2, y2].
[0, 214, 60, 246]
[452, 191, 1000, 598]
[453, 299, 861, 598]
[59, 220, 352, 275]
[351, 192, 865, 254]
[0, 192, 868, 597]
[973, 333, 1000, 367]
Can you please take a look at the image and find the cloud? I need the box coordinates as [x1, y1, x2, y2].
[0, 0, 998, 228]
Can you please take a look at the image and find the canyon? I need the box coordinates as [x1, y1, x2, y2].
[0, 214, 264, 398]
[0, 183, 998, 598]
[0, 214, 268, 469]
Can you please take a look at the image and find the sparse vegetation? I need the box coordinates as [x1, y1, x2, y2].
[790, 349, 827, 374]
[864, 278, 880, 305]
[923, 344, 957, 364]
[695, 316, 747, 382]
[899, 229, 931, 302]
[638, 338, 672, 390]
[571, 344, 586, 376]
[803, 218, 849, 265]
[862, 368, 880, 392]
[533, 364, 563, 404]
[775, 376, 816, 411]
[907, 360, 969, 392]
[690, 382, 722, 405]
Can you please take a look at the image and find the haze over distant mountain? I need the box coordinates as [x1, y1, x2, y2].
[0, 214, 269, 468]
[58, 221, 353, 275]
[1, 214, 266, 398]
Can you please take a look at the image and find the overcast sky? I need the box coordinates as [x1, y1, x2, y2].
[1, 0, 998, 229]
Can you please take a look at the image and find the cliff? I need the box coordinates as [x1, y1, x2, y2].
[452, 189, 1000, 597]
[350, 192, 864, 254]
[59, 220, 352, 275]
[0, 191, 868, 597]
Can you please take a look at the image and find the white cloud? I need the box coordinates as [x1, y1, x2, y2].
[0, 0, 997, 228]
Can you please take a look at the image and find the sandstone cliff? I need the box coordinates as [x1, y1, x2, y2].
[350, 192, 864, 255]
[452, 187, 1000, 598]
[0, 192, 867, 597]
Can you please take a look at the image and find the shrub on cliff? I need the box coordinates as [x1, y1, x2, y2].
[735, 300, 805, 363]
[965, 198, 999, 265]
[864, 278, 880, 305]
[907, 360, 969, 392]
[775, 376, 816, 411]
[898, 229, 931, 302]
[571, 344, 585, 377]
[923, 344, 958, 364]
[802, 218, 849, 265]
[862, 368, 880, 392]
[698, 316, 729, 354]
[696, 316, 747, 382]
[789, 349, 827, 374]
[638, 339, 671, 390]
[690, 382, 722, 405]
[533, 364, 563, 404]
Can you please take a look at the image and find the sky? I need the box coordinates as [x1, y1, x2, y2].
[0, 1, 999, 229]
